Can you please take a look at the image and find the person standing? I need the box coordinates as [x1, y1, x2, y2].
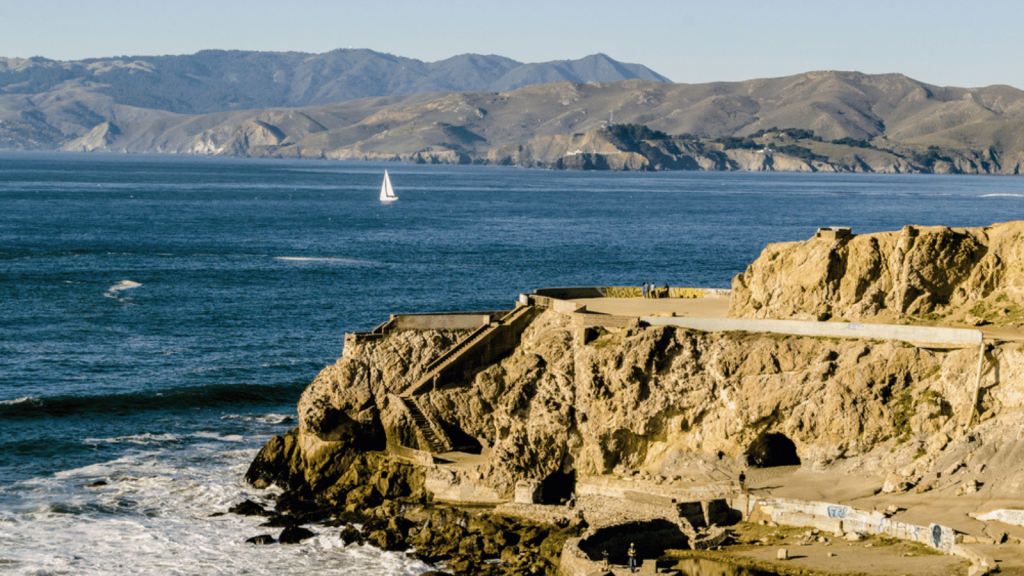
[628, 542, 637, 572]
[641, 281, 648, 299]
[739, 471, 748, 495]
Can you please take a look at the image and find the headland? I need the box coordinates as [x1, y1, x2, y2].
[237, 221, 1024, 576]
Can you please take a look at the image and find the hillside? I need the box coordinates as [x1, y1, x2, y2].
[6, 60, 1024, 173]
[0, 49, 667, 150]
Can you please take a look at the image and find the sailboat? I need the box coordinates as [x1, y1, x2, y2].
[379, 170, 398, 202]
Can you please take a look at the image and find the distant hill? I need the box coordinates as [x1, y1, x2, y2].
[0, 49, 670, 115]
[4, 55, 1024, 175]
[49, 71, 1024, 175]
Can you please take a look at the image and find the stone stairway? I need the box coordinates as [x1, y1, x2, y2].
[398, 396, 451, 453]
[402, 305, 538, 397]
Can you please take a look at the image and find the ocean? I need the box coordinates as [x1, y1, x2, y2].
[2, 151, 1023, 575]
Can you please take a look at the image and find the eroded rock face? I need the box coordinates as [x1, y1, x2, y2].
[250, 306, 1023, 501]
[730, 221, 1024, 323]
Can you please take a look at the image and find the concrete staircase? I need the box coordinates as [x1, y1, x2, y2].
[398, 395, 453, 453]
[389, 305, 539, 454]
[402, 305, 538, 397]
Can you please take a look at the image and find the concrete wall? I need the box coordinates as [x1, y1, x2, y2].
[385, 442, 435, 467]
[738, 495, 957, 553]
[573, 314, 639, 329]
[535, 286, 731, 300]
[642, 316, 983, 347]
[425, 467, 503, 504]
[389, 311, 510, 330]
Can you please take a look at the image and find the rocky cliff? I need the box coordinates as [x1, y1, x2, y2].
[730, 221, 1024, 325]
[249, 305, 1024, 500]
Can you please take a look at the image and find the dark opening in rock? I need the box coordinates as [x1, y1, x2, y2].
[744, 433, 800, 468]
[540, 469, 576, 505]
[578, 519, 686, 564]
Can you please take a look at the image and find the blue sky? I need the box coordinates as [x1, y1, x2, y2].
[4, 0, 1022, 90]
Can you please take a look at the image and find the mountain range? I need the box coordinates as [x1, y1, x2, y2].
[3, 49, 1024, 174]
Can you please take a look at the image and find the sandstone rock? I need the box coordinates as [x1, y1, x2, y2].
[730, 222, 1024, 324]
[777, 548, 789, 560]
[882, 474, 911, 494]
[844, 532, 864, 542]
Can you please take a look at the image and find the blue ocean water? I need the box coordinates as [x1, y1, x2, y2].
[1, 151, 1023, 574]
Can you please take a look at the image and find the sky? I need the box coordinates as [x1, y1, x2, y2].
[3, 0, 1023, 90]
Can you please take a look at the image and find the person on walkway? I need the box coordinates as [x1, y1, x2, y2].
[641, 282, 648, 299]
[628, 542, 637, 572]
[739, 471, 748, 495]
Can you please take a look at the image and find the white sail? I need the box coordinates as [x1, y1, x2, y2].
[379, 170, 398, 202]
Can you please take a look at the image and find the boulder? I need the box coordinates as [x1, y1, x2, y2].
[245, 534, 275, 545]
[229, 500, 270, 517]
[279, 526, 315, 544]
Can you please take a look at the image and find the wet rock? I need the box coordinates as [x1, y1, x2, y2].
[229, 500, 270, 517]
[366, 528, 405, 551]
[245, 534, 275, 545]
[339, 524, 364, 545]
[279, 526, 316, 544]
[259, 514, 303, 528]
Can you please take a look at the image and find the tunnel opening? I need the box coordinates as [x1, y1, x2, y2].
[744, 432, 800, 468]
[540, 469, 577, 505]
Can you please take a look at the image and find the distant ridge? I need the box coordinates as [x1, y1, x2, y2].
[0, 49, 670, 115]
[5, 55, 1024, 175]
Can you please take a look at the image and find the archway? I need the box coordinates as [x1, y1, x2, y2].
[744, 433, 800, 468]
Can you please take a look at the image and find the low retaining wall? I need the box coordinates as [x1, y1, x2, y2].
[739, 495, 961, 555]
[388, 310, 510, 330]
[642, 317, 983, 348]
[534, 286, 731, 301]
[573, 314, 639, 329]
[385, 442, 435, 467]
[425, 467, 503, 504]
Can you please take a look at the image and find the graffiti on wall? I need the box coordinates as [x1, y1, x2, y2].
[827, 505, 847, 519]
[878, 517, 921, 542]
[603, 286, 709, 299]
[928, 523, 955, 552]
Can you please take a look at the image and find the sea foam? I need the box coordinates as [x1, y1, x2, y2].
[104, 280, 142, 299]
[1, 441, 432, 576]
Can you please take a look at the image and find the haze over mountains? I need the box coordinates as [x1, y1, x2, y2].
[3, 48, 1024, 174]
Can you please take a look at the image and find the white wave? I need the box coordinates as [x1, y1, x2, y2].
[104, 280, 142, 299]
[2, 442, 433, 576]
[83, 433, 181, 446]
[275, 256, 367, 264]
[0, 396, 40, 406]
[979, 193, 1024, 198]
[221, 414, 295, 424]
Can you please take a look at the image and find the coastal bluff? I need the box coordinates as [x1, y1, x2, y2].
[243, 222, 1024, 575]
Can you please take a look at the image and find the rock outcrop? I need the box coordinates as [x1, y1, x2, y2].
[244, 221, 1024, 574]
[249, 308, 1023, 499]
[730, 221, 1024, 324]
